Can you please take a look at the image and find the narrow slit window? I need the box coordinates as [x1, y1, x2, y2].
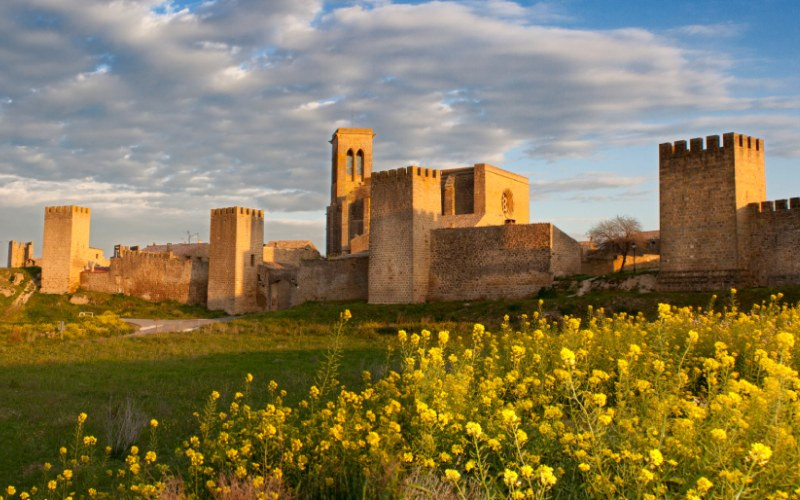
[346, 150, 354, 178]
[356, 150, 364, 179]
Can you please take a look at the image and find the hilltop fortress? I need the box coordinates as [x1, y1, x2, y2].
[6, 129, 800, 313]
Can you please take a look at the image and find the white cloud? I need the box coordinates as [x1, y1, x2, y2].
[0, 0, 797, 254]
[532, 173, 648, 194]
[671, 23, 745, 38]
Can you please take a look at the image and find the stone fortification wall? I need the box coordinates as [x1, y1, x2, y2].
[581, 253, 661, 276]
[658, 133, 765, 291]
[142, 243, 209, 259]
[368, 167, 441, 304]
[80, 251, 208, 304]
[208, 207, 264, 314]
[293, 253, 369, 306]
[7, 241, 35, 268]
[262, 241, 320, 267]
[551, 225, 582, 277]
[41, 206, 91, 294]
[747, 199, 800, 286]
[428, 223, 556, 302]
[258, 264, 296, 311]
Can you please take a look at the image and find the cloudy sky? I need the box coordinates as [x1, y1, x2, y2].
[1, 0, 799, 262]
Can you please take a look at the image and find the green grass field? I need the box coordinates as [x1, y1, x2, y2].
[3, 266, 800, 489]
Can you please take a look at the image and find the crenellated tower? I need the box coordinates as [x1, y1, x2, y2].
[658, 132, 765, 290]
[368, 166, 441, 304]
[207, 207, 264, 314]
[326, 128, 374, 256]
[41, 206, 92, 294]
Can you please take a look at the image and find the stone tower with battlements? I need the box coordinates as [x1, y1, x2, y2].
[41, 206, 91, 294]
[208, 207, 264, 314]
[658, 132, 766, 291]
[326, 128, 374, 256]
[7, 241, 35, 268]
[368, 166, 441, 304]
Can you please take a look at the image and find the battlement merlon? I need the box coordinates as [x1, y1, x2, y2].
[45, 205, 91, 215]
[659, 133, 764, 160]
[210, 206, 265, 218]
[747, 197, 800, 214]
[371, 166, 440, 182]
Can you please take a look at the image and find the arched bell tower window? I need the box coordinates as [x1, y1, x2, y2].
[356, 150, 364, 179]
[346, 149, 354, 178]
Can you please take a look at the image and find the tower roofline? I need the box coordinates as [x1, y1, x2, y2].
[330, 128, 375, 143]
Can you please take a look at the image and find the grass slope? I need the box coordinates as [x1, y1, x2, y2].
[3, 266, 800, 488]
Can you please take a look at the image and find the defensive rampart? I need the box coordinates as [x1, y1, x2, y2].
[294, 253, 369, 306]
[80, 250, 208, 304]
[428, 223, 578, 301]
[747, 198, 800, 286]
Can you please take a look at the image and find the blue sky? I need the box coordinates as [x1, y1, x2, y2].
[1, 0, 798, 263]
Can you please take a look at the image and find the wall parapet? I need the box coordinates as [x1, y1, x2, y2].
[210, 206, 264, 218]
[747, 197, 800, 215]
[372, 166, 439, 182]
[114, 250, 178, 262]
[45, 205, 91, 215]
[659, 132, 763, 160]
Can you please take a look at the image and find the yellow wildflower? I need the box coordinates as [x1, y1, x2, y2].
[649, 449, 664, 467]
[444, 469, 461, 482]
[696, 477, 713, 493]
[560, 347, 576, 367]
[747, 442, 772, 466]
[503, 469, 519, 487]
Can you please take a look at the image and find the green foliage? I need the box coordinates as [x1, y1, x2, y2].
[6, 294, 800, 498]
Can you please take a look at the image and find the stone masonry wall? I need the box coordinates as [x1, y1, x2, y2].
[747, 199, 800, 286]
[658, 133, 765, 291]
[368, 167, 441, 304]
[208, 207, 264, 314]
[551, 224, 582, 277]
[80, 251, 208, 304]
[41, 206, 91, 294]
[428, 224, 555, 301]
[293, 253, 369, 306]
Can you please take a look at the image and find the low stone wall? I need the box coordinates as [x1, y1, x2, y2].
[80, 251, 208, 305]
[293, 253, 369, 306]
[582, 253, 660, 276]
[428, 224, 555, 301]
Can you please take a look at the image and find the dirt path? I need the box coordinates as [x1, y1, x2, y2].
[123, 317, 236, 336]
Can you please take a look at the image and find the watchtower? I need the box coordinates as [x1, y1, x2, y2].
[7, 241, 34, 268]
[368, 166, 441, 304]
[658, 132, 765, 290]
[326, 128, 374, 256]
[207, 207, 264, 314]
[41, 206, 91, 294]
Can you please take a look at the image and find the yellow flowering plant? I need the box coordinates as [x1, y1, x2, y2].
[13, 297, 800, 498]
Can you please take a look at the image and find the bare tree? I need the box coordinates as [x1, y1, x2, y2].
[587, 215, 643, 272]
